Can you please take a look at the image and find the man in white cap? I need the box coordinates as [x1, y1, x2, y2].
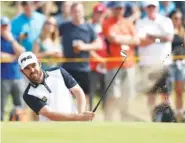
[18, 52, 95, 121]
[136, 1, 174, 120]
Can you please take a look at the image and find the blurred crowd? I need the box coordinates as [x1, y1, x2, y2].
[1, 1, 185, 122]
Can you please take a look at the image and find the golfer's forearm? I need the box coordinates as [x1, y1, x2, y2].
[45, 112, 83, 121]
[70, 85, 86, 113]
[39, 106, 84, 121]
[76, 94, 86, 113]
[73, 89, 86, 113]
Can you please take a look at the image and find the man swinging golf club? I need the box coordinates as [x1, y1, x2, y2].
[18, 52, 95, 121]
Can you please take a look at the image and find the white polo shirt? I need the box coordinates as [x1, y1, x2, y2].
[23, 67, 78, 121]
[136, 14, 174, 66]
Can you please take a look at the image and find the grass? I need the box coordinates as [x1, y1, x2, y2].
[1, 122, 185, 143]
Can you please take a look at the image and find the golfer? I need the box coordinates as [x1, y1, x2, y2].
[18, 52, 95, 121]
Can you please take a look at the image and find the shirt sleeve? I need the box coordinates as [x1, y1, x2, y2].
[60, 68, 77, 89]
[135, 19, 146, 38]
[162, 18, 174, 36]
[11, 19, 21, 37]
[23, 85, 46, 115]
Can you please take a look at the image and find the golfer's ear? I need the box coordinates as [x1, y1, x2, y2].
[20, 69, 23, 73]
[38, 59, 41, 65]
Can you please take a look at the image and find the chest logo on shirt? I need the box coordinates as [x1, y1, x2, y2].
[41, 96, 47, 102]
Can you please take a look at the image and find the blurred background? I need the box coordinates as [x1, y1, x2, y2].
[1, 1, 185, 122]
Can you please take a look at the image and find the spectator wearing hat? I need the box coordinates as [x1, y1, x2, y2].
[11, 1, 46, 51]
[89, 3, 108, 110]
[102, 1, 140, 121]
[1, 16, 25, 121]
[136, 1, 174, 119]
[105, 1, 141, 23]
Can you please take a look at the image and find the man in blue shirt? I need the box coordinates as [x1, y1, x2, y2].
[159, 1, 176, 17]
[11, 1, 46, 51]
[1, 16, 25, 120]
[59, 2, 102, 109]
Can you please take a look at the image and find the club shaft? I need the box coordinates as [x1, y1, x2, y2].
[92, 57, 127, 112]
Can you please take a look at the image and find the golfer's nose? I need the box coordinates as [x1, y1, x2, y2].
[30, 67, 35, 73]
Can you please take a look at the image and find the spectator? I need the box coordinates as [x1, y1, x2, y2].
[102, 1, 140, 121]
[169, 10, 185, 122]
[55, 1, 73, 26]
[11, 1, 46, 51]
[159, 1, 176, 17]
[33, 17, 63, 70]
[1, 16, 25, 121]
[124, 1, 141, 23]
[175, 1, 185, 26]
[140, 1, 176, 18]
[136, 1, 174, 119]
[53, 1, 63, 15]
[59, 2, 102, 110]
[106, 1, 141, 23]
[35, 1, 56, 17]
[89, 3, 107, 110]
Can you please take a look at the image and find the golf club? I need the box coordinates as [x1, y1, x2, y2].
[92, 50, 128, 112]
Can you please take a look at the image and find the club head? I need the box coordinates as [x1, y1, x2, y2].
[120, 50, 127, 58]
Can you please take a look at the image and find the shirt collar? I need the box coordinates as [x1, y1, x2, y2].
[22, 11, 36, 20]
[145, 14, 161, 22]
[30, 70, 49, 88]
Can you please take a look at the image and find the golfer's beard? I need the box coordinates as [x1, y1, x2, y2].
[29, 72, 41, 83]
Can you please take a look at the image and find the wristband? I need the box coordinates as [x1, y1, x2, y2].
[155, 38, 160, 43]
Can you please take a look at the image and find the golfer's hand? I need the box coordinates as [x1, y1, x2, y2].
[80, 111, 95, 121]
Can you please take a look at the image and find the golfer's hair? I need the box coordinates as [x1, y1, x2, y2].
[71, 2, 84, 11]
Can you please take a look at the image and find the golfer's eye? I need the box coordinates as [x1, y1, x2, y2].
[24, 66, 29, 70]
[31, 63, 37, 68]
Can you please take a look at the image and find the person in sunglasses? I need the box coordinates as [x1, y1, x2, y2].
[33, 17, 63, 70]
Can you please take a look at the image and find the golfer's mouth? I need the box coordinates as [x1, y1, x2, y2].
[31, 73, 38, 78]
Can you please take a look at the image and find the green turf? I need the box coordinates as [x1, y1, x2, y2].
[1, 122, 185, 143]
